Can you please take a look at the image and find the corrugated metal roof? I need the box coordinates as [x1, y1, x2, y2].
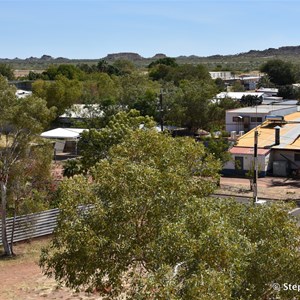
[235, 111, 300, 150]
[226, 105, 297, 114]
[230, 147, 271, 155]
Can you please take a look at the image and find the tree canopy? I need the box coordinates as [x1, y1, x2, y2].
[260, 59, 296, 86]
[0, 75, 56, 256]
[40, 128, 300, 299]
[32, 76, 83, 116]
[0, 63, 14, 80]
[78, 109, 155, 170]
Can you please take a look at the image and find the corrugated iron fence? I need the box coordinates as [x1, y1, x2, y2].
[0, 208, 59, 246]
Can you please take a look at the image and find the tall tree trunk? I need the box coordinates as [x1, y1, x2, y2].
[10, 206, 16, 255]
[1, 181, 13, 256]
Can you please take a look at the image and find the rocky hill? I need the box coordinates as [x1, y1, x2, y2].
[1, 45, 300, 71]
[235, 45, 300, 58]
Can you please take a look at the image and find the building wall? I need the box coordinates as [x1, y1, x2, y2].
[209, 71, 232, 80]
[272, 150, 300, 170]
[223, 152, 270, 177]
[226, 112, 267, 132]
[226, 106, 298, 132]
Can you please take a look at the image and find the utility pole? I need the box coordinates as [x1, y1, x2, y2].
[253, 130, 258, 204]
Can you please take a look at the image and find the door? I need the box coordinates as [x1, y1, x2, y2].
[235, 156, 244, 174]
[243, 116, 250, 131]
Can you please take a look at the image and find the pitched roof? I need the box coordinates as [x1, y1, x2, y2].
[229, 147, 271, 156]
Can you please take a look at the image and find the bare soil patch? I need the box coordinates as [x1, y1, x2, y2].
[0, 238, 102, 300]
[1, 175, 298, 299]
[218, 176, 300, 201]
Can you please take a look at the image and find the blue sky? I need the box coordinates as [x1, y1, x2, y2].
[0, 0, 299, 59]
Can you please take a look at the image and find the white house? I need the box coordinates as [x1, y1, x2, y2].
[216, 92, 264, 101]
[223, 147, 271, 177]
[209, 71, 233, 80]
[225, 105, 298, 133]
[58, 104, 103, 125]
[223, 111, 300, 177]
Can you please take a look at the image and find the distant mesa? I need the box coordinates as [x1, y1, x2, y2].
[152, 53, 167, 59]
[104, 52, 143, 61]
[1, 45, 300, 64]
[56, 57, 69, 61]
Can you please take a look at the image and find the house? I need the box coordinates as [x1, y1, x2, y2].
[209, 71, 233, 80]
[256, 87, 278, 97]
[223, 112, 300, 177]
[216, 92, 264, 102]
[225, 105, 298, 133]
[58, 104, 103, 126]
[239, 75, 261, 90]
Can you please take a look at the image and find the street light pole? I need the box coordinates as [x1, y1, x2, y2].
[253, 129, 258, 204]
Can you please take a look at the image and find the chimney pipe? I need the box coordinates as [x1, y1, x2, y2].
[274, 126, 281, 145]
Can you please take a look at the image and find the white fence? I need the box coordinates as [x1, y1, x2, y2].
[0, 208, 59, 246]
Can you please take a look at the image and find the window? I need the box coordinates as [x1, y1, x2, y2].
[251, 117, 262, 123]
[233, 116, 243, 122]
[295, 153, 300, 161]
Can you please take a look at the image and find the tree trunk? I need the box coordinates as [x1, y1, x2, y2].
[1, 181, 13, 256]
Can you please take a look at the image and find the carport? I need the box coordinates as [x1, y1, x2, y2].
[40, 128, 86, 156]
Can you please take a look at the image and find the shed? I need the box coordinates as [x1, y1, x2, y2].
[41, 128, 86, 155]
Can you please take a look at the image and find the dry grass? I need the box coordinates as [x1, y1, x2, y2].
[0, 237, 50, 265]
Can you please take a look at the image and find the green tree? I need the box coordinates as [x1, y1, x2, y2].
[166, 64, 212, 85]
[82, 73, 120, 104]
[231, 80, 245, 92]
[32, 76, 83, 116]
[118, 73, 160, 114]
[43, 64, 85, 80]
[208, 97, 241, 130]
[256, 75, 275, 88]
[40, 129, 300, 299]
[214, 77, 226, 92]
[78, 109, 155, 170]
[97, 59, 120, 76]
[177, 79, 217, 131]
[204, 136, 232, 165]
[113, 59, 135, 75]
[63, 159, 85, 178]
[240, 95, 262, 106]
[278, 85, 298, 99]
[148, 57, 178, 68]
[0, 76, 56, 256]
[260, 59, 295, 86]
[8, 141, 55, 216]
[148, 63, 172, 81]
[0, 63, 14, 80]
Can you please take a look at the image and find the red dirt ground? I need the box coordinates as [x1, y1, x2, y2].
[0, 238, 103, 300]
[1, 172, 298, 299]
